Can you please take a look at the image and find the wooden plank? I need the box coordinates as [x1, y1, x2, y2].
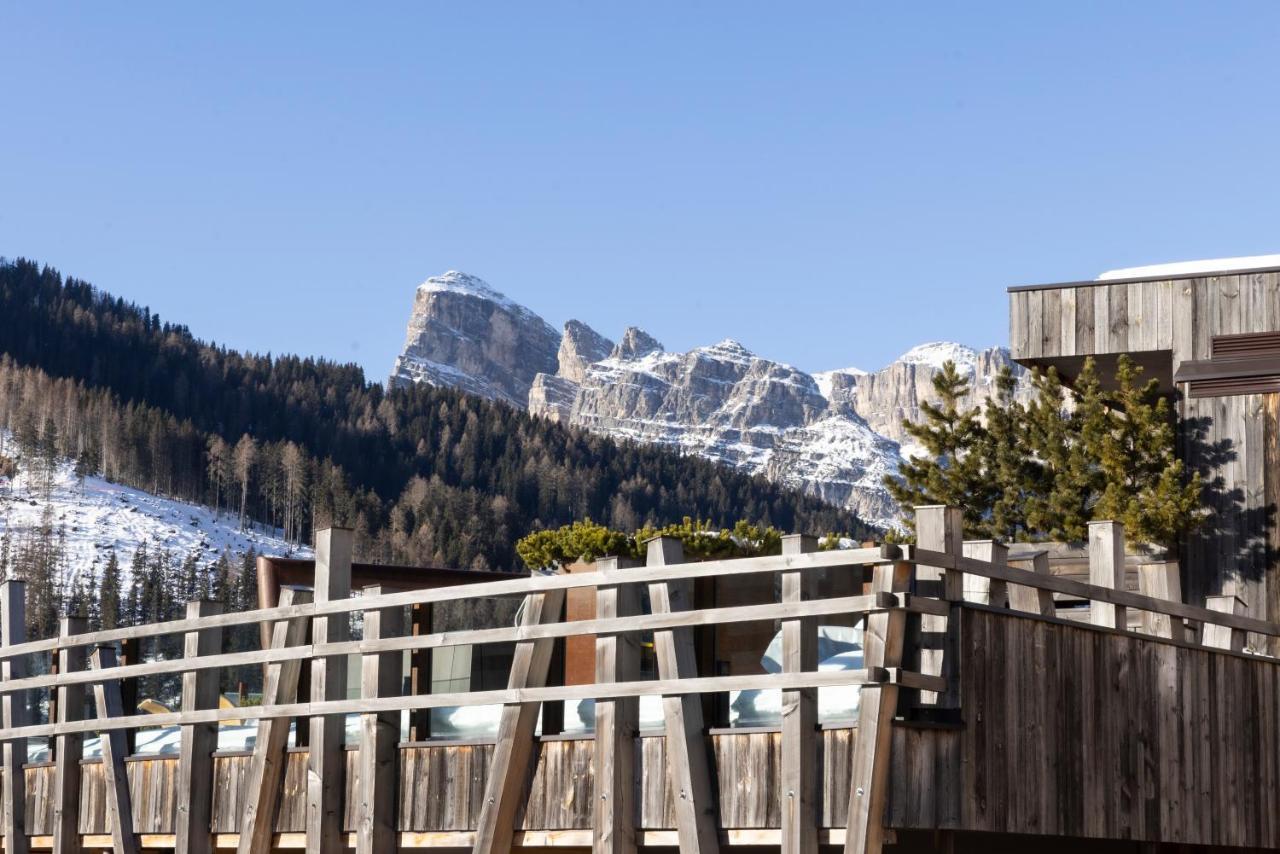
[237, 587, 313, 854]
[780, 534, 818, 854]
[0, 547, 893, 665]
[408, 604, 432, 741]
[307, 528, 353, 854]
[1, 581, 29, 854]
[1088, 521, 1127, 629]
[175, 601, 223, 854]
[356, 586, 403, 854]
[645, 537, 719, 854]
[914, 506, 962, 707]
[472, 587, 567, 854]
[1204, 594, 1247, 652]
[592, 556, 642, 854]
[1137, 563, 1182, 639]
[843, 559, 909, 854]
[89, 646, 139, 854]
[1007, 552, 1055, 616]
[0, 589, 899, 704]
[53, 615, 87, 854]
[961, 541, 1008, 607]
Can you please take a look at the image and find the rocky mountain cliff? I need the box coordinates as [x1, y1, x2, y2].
[391, 273, 1032, 527]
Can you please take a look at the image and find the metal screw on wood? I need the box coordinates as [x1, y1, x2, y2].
[856, 787, 865, 797]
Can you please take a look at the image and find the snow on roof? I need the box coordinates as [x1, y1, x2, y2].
[1097, 254, 1280, 281]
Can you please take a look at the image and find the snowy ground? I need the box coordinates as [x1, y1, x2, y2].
[0, 453, 306, 586]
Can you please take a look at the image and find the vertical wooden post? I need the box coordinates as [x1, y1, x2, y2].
[54, 615, 87, 854]
[593, 555, 642, 854]
[844, 549, 912, 854]
[307, 528, 353, 854]
[118, 637, 139, 755]
[1008, 551, 1055, 616]
[89, 646, 139, 854]
[961, 540, 1009, 607]
[914, 506, 962, 708]
[356, 586, 403, 854]
[1138, 562, 1182, 639]
[472, 587, 567, 854]
[176, 601, 224, 854]
[780, 534, 818, 854]
[408, 603, 433, 741]
[1204, 594, 1247, 652]
[645, 536, 719, 854]
[238, 587, 313, 854]
[1088, 521, 1127, 630]
[1, 580, 30, 854]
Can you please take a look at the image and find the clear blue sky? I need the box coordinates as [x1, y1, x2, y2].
[4, 4, 1280, 379]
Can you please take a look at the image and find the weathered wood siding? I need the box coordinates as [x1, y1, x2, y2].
[886, 608, 1280, 847]
[1010, 272, 1280, 625]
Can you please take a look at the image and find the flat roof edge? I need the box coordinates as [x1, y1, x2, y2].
[1008, 264, 1280, 293]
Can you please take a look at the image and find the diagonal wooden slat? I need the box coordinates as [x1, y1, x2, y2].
[237, 587, 313, 854]
[89, 645, 139, 854]
[646, 537, 719, 854]
[473, 586, 567, 854]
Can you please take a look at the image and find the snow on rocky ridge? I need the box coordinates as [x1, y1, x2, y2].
[0, 453, 304, 587]
[391, 273, 1033, 528]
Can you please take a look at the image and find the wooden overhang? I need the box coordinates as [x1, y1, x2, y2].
[1173, 331, 1280, 398]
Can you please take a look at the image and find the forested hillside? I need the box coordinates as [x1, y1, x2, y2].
[0, 258, 871, 573]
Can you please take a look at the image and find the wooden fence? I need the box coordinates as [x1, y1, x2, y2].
[0, 508, 1277, 854]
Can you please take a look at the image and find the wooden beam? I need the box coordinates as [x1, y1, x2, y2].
[1088, 521, 1127, 629]
[176, 601, 224, 854]
[89, 645, 139, 854]
[408, 603, 432, 741]
[1138, 562, 1183, 639]
[780, 534, 819, 854]
[593, 555, 642, 854]
[914, 506, 962, 707]
[844, 556, 911, 854]
[1007, 552, 1055, 617]
[961, 540, 1009, 608]
[307, 528, 353, 854]
[472, 587, 567, 854]
[646, 536, 719, 854]
[1204, 594, 1247, 651]
[1, 580, 29, 854]
[0, 546, 895, 664]
[53, 615, 87, 854]
[238, 587, 313, 854]
[356, 586, 403, 854]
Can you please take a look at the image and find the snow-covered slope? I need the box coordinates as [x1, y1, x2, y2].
[0, 455, 304, 587]
[390, 272, 1033, 528]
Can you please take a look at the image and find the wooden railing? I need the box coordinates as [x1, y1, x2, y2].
[0, 507, 1275, 854]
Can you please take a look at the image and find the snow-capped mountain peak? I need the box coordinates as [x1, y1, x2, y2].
[392, 272, 1032, 528]
[895, 341, 982, 371]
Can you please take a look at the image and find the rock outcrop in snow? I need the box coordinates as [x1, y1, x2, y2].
[391, 273, 1033, 527]
[390, 271, 560, 406]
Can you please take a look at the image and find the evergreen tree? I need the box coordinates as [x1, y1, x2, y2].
[99, 551, 123, 631]
[977, 366, 1037, 540]
[1093, 355, 1204, 545]
[885, 361, 993, 533]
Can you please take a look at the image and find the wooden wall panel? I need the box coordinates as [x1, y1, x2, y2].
[945, 608, 1280, 848]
